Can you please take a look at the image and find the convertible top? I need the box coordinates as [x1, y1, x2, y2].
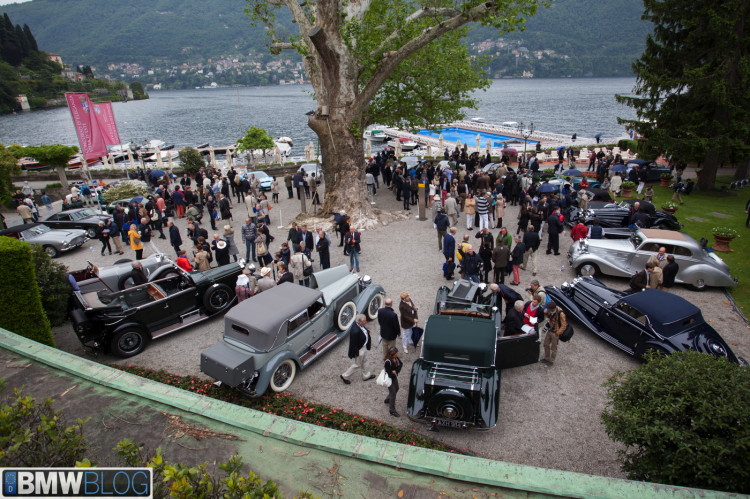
[423, 314, 496, 367]
[620, 289, 701, 326]
[225, 282, 322, 335]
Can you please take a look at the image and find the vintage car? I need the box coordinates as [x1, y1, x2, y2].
[545, 277, 745, 364]
[624, 159, 672, 182]
[69, 260, 246, 358]
[69, 253, 178, 294]
[105, 199, 134, 214]
[569, 228, 737, 291]
[242, 170, 273, 191]
[43, 208, 112, 238]
[200, 266, 385, 397]
[0, 223, 87, 258]
[406, 280, 539, 430]
[567, 200, 682, 230]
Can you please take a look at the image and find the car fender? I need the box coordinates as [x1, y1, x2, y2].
[678, 264, 736, 287]
[111, 321, 149, 337]
[254, 350, 300, 397]
[148, 264, 181, 281]
[406, 359, 430, 421]
[545, 286, 601, 335]
[571, 254, 631, 278]
[635, 339, 677, 358]
[354, 284, 385, 315]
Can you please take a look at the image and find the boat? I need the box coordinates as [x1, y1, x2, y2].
[276, 136, 293, 147]
[394, 137, 418, 150]
[17, 157, 50, 171]
[274, 140, 292, 156]
[363, 128, 388, 142]
[142, 150, 179, 162]
[470, 117, 486, 123]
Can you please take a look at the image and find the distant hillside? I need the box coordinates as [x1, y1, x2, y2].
[2, 0, 650, 78]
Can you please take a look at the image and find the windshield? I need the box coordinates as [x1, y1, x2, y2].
[630, 233, 643, 248]
[22, 225, 51, 238]
[71, 209, 96, 220]
[249, 171, 270, 180]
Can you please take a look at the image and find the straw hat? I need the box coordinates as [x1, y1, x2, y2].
[223, 224, 232, 232]
[217, 240, 227, 250]
[260, 267, 271, 277]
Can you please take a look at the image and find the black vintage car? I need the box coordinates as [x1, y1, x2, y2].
[70, 261, 245, 358]
[406, 280, 539, 430]
[568, 200, 681, 231]
[545, 277, 745, 364]
[625, 159, 672, 182]
[44, 208, 112, 238]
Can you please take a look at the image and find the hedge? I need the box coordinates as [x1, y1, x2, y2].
[0, 238, 54, 346]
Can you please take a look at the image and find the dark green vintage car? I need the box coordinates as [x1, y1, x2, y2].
[70, 260, 245, 358]
[407, 280, 539, 430]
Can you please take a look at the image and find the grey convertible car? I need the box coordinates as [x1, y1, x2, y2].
[0, 223, 87, 258]
[69, 253, 177, 294]
[201, 265, 385, 397]
[569, 228, 737, 291]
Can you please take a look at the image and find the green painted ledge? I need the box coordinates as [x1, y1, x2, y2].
[0, 330, 735, 499]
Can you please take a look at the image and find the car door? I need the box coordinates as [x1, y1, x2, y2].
[44, 213, 67, 229]
[496, 331, 540, 369]
[598, 303, 646, 349]
[631, 242, 665, 274]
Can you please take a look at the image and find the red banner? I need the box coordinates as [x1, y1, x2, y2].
[65, 93, 107, 160]
[92, 101, 121, 146]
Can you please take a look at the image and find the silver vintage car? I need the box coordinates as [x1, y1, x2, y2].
[568, 228, 737, 291]
[201, 265, 385, 397]
[69, 253, 179, 294]
[0, 223, 87, 258]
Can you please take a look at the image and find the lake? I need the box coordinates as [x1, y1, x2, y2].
[0, 78, 637, 150]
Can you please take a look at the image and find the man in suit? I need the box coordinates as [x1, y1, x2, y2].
[340, 314, 376, 384]
[168, 220, 182, 256]
[299, 224, 314, 252]
[546, 207, 563, 255]
[504, 300, 526, 336]
[377, 298, 400, 360]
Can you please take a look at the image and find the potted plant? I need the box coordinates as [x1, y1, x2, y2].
[661, 202, 679, 214]
[711, 226, 739, 253]
[620, 180, 636, 198]
[659, 173, 673, 187]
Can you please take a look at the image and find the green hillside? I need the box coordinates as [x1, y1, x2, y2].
[2, 0, 650, 77]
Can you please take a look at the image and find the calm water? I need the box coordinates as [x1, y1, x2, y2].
[417, 127, 538, 147]
[0, 78, 637, 149]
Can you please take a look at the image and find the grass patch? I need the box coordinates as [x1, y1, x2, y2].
[647, 177, 748, 314]
[112, 364, 467, 454]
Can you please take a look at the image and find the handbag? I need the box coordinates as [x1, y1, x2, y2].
[256, 240, 268, 256]
[559, 323, 574, 342]
[376, 369, 392, 388]
[303, 264, 313, 277]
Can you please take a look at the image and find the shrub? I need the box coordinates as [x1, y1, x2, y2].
[0, 382, 89, 467]
[178, 147, 205, 174]
[601, 351, 750, 493]
[45, 182, 62, 189]
[712, 226, 739, 238]
[0, 237, 54, 346]
[101, 179, 150, 203]
[30, 244, 70, 326]
[617, 139, 637, 151]
[620, 181, 636, 188]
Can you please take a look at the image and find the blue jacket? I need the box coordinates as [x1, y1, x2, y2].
[434, 213, 450, 231]
[443, 233, 455, 259]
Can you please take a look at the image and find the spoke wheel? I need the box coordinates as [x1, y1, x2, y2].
[269, 359, 296, 392]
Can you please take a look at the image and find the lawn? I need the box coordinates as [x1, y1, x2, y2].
[646, 177, 749, 315]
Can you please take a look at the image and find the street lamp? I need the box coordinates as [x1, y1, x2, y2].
[520, 121, 535, 157]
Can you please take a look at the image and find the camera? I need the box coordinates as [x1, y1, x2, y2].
[525, 287, 533, 293]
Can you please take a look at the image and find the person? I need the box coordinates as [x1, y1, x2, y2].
[523, 296, 544, 330]
[494, 193, 506, 229]
[284, 172, 293, 199]
[168, 220, 182, 256]
[671, 179, 685, 204]
[570, 222, 588, 242]
[255, 229, 270, 267]
[434, 209, 449, 250]
[522, 224, 540, 276]
[16, 202, 33, 224]
[315, 228, 331, 269]
[649, 261, 663, 290]
[223, 225, 239, 262]
[401, 174, 412, 210]
[461, 245, 483, 283]
[609, 173, 622, 201]
[491, 237, 510, 284]
[643, 185, 654, 203]
[443, 225, 456, 266]
[290, 244, 312, 286]
[120, 262, 148, 289]
[98, 221, 112, 256]
[138, 217, 158, 256]
[629, 263, 651, 292]
[344, 226, 362, 273]
[299, 224, 314, 251]
[176, 250, 192, 272]
[588, 219, 603, 239]
[475, 192, 491, 230]
[503, 301, 526, 336]
[241, 218, 257, 262]
[398, 292, 418, 354]
[194, 244, 211, 271]
[464, 194, 476, 230]
[340, 314, 376, 384]
[443, 195, 459, 227]
[276, 261, 294, 284]
[383, 346, 403, 418]
[647, 246, 668, 269]
[377, 298, 400, 360]
[510, 236, 526, 286]
[541, 301, 566, 367]
[337, 213, 350, 247]
[128, 222, 143, 260]
[212, 236, 230, 266]
[257, 267, 276, 293]
[662, 255, 679, 290]
[40, 191, 53, 213]
[545, 207, 563, 255]
[106, 219, 124, 255]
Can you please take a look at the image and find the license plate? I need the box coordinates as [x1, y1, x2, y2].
[435, 418, 468, 428]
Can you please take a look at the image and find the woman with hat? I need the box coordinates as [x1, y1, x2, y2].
[223, 225, 239, 262]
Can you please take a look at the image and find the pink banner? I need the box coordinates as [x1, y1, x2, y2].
[92, 101, 121, 145]
[65, 93, 107, 160]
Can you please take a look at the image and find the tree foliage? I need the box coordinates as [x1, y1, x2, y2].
[616, 0, 750, 190]
[29, 244, 70, 327]
[601, 351, 750, 493]
[24, 144, 79, 187]
[0, 143, 21, 205]
[177, 147, 205, 175]
[236, 126, 275, 157]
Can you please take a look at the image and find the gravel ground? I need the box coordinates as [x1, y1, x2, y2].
[18, 178, 747, 479]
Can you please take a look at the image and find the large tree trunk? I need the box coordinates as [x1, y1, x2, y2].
[55, 166, 69, 187]
[309, 113, 367, 219]
[734, 158, 750, 180]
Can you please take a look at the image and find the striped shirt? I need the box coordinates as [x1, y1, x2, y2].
[474, 195, 490, 214]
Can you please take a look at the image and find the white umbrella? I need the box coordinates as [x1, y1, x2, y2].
[365, 138, 372, 158]
[209, 147, 216, 167]
[127, 148, 136, 169]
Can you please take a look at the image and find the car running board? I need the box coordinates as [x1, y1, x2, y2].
[151, 310, 209, 339]
[299, 332, 339, 366]
[594, 328, 635, 356]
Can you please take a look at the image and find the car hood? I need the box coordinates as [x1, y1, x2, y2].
[30, 228, 87, 243]
[571, 237, 634, 253]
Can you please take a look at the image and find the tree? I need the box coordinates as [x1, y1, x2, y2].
[601, 351, 750, 493]
[23, 144, 79, 187]
[246, 0, 539, 218]
[177, 147, 206, 174]
[616, 0, 750, 191]
[0, 143, 21, 204]
[236, 126, 275, 166]
[29, 244, 70, 327]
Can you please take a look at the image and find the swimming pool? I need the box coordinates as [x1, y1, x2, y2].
[416, 127, 537, 147]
